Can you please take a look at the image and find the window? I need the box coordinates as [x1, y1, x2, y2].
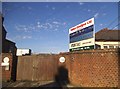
[109, 46, 114, 49]
[104, 46, 108, 49]
[115, 46, 119, 48]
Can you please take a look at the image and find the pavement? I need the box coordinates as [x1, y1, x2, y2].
[2, 81, 76, 89]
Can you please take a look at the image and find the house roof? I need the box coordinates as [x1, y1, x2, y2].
[2, 15, 7, 35]
[6, 39, 16, 44]
[95, 28, 120, 41]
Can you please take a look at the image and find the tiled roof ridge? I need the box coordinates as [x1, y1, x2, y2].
[95, 28, 120, 41]
[96, 28, 120, 34]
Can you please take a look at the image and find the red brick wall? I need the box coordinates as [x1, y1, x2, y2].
[1, 53, 13, 81]
[59, 49, 119, 87]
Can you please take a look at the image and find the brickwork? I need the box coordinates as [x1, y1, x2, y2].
[59, 49, 119, 87]
[16, 49, 119, 87]
[1, 53, 13, 81]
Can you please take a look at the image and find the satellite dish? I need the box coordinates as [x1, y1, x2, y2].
[59, 57, 65, 63]
[3, 57, 9, 63]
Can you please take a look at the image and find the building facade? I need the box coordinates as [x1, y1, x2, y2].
[95, 28, 120, 49]
[2, 16, 17, 55]
[1, 15, 17, 81]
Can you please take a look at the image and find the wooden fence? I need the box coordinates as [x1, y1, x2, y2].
[16, 54, 59, 81]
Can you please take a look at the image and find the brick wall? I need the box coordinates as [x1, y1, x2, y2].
[1, 53, 13, 81]
[59, 49, 119, 87]
[16, 49, 119, 87]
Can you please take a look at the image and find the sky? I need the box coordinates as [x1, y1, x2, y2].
[2, 2, 119, 54]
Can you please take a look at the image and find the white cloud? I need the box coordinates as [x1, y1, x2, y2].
[10, 35, 32, 41]
[52, 7, 55, 10]
[99, 23, 103, 26]
[88, 9, 91, 12]
[37, 21, 40, 25]
[53, 21, 60, 24]
[15, 24, 32, 32]
[41, 21, 65, 31]
[45, 23, 53, 29]
[15, 19, 66, 32]
[37, 24, 41, 28]
[46, 5, 49, 8]
[37, 21, 41, 28]
[54, 28, 58, 31]
[23, 36, 32, 39]
[102, 13, 107, 16]
[79, 2, 84, 5]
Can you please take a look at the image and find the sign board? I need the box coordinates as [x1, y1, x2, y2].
[16, 49, 31, 56]
[1, 62, 9, 66]
[1, 57, 10, 70]
[69, 18, 95, 52]
[59, 57, 65, 63]
[3, 57, 9, 63]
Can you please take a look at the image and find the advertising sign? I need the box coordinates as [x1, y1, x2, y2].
[69, 18, 95, 52]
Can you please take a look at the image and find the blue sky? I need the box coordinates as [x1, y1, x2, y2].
[2, 2, 118, 53]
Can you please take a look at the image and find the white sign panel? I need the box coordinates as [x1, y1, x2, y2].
[1, 63, 9, 66]
[69, 38, 94, 49]
[16, 49, 30, 56]
[69, 18, 94, 34]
